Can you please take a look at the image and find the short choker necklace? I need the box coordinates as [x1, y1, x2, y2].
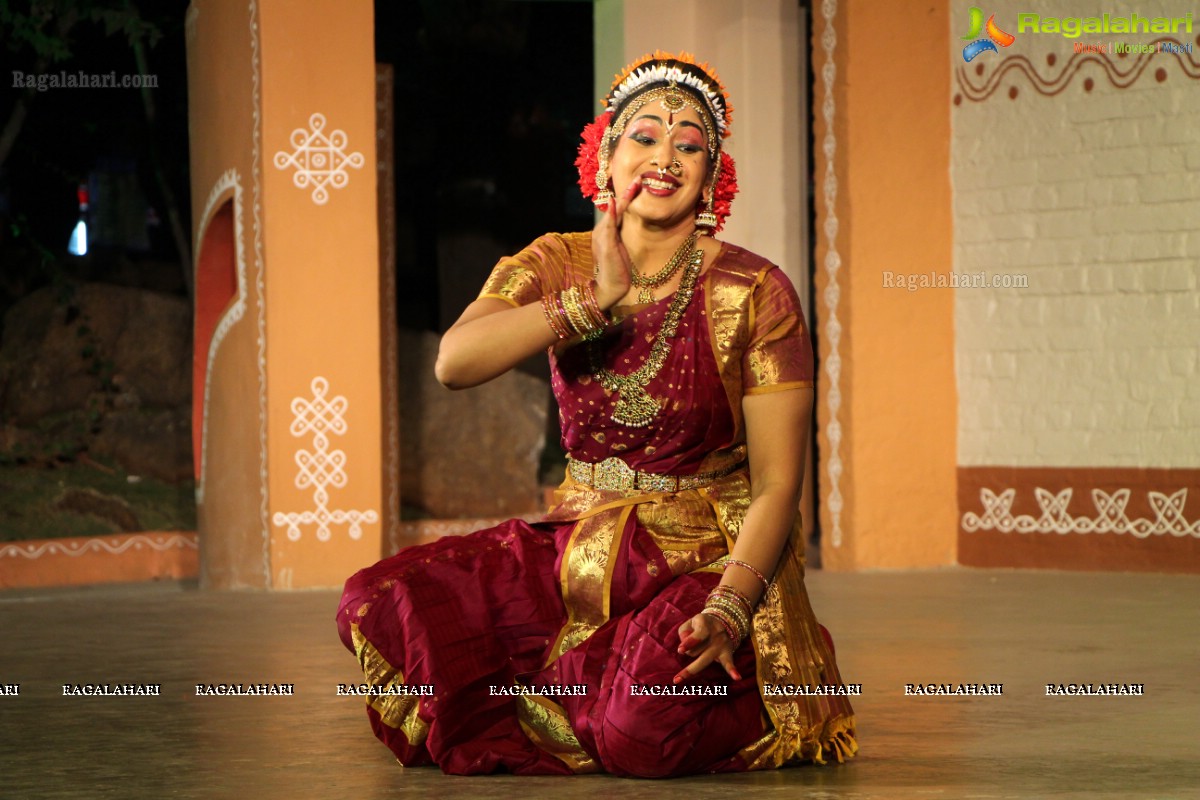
[629, 231, 699, 304]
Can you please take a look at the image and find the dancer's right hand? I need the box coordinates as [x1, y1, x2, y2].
[591, 179, 641, 309]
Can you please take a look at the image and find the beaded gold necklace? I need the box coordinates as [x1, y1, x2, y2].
[589, 242, 704, 428]
[629, 232, 699, 304]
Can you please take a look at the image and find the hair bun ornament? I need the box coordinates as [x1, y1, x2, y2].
[706, 150, 738, 234]
[575, 111, 613, 210]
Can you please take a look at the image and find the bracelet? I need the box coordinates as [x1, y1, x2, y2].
[702, 583, 753, 649]
[541, 293, 572, 339]
[572, 284, 610, 340]
[724, 559, 771, 592]
[561, 286, 591, 338]
[700, 608, 742, 648]
[541, 285, 611, 341]
[705, 596, 751, 638]
[708, 583, 754, 616]
[580, 282, 610, 331]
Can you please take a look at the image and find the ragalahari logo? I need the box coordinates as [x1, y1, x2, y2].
[962, 7, 1016, 61]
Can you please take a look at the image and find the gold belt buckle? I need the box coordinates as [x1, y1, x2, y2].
[594, 456, 636, 491]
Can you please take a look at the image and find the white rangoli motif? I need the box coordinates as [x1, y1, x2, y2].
[962, 487, 1199, 538]
[272, 377, 378, 541]
[273, 113, 364, 204]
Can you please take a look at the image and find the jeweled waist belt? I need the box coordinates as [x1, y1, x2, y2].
[566, 454, 745, 493]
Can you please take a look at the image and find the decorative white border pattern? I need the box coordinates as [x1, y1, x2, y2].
[820, 0, 844, 548]
[249, 0, 270, 583]
[271, 377, 379, 541]
[0, 533, 198, 561]
[273, 113, 364, 204]
[962, 487, 1200, 538]
[194, 169, 246, 506]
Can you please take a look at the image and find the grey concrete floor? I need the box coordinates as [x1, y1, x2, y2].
[1, 568, 1198, 800]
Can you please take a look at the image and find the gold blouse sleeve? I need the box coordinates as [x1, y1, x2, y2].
[742, 267, 814, 394]
[478, 233, 570, 308]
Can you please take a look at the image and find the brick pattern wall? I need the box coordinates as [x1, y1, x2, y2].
[952, 1, 1200, 469]
[949, 1, 1200, 570]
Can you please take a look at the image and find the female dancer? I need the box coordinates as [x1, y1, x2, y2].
[338, 51, 857, 778]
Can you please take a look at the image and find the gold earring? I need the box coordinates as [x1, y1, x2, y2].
[696, 158, 720, 230]
[594, 127, 614, 207]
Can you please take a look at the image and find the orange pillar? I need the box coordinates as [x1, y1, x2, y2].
[187, 0, 382, 588]
[812, 0, 958, 569]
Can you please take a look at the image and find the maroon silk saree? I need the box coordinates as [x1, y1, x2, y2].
[337, 233, 857, 777]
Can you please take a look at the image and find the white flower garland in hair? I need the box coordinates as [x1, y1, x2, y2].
[607, 64, 728, 134]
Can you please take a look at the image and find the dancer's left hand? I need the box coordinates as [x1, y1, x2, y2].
[674, 612, 741, 684]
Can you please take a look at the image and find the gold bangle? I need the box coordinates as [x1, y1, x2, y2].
[541, 293, 571, 339]
[700, 608, 742, 647]
[581, 282, 609, 329]
[561, 287, 592, 338]
[705, 595, 751, 633]
[709, 584, 754, 614]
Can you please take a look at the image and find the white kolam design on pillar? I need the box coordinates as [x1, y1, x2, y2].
[962, 487, 1200, 538]
[272, 377, 378, 541]
[820, 0, 844, 548]
[273, 113, 364, 205]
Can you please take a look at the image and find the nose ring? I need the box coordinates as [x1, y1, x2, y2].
[650, 158, 667, 179]
[667, 157, 684, 177]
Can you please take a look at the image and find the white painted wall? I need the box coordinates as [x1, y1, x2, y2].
[951, 0, 1200, 468]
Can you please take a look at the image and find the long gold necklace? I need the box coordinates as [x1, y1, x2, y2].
[630, 232, 699, 304]
[589, 243, 704, 428]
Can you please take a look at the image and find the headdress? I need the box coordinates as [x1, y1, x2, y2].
[575, 51, 739, 233]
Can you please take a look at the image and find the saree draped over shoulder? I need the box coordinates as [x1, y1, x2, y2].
[338, 232, 858, 777]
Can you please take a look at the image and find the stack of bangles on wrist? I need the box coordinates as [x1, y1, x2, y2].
[541, 283, 609, 341]
[702, 584, 754, 649]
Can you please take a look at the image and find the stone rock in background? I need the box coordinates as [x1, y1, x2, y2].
[54, 487, 141, 532]
[0, 283, 192, 482]
[399, 329, 548, 518]
[0, 289, 102, 425]
[90, 407, 193, 483]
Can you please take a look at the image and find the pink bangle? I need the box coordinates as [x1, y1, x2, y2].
[700, 609, 740, 646]
[724, 559, 770, 592]
[709, 583, 754, 615]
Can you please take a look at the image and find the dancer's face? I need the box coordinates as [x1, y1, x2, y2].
[608, 103, 710, 228]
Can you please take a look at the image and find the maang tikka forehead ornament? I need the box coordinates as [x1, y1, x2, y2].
[574, 51, 740, 233]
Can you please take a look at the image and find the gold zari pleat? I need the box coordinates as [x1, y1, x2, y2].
[547, 506, 635, 661]
[516, 694, 600, 774]
[350, 622, 431, 747]
[635, 497, 728, 577]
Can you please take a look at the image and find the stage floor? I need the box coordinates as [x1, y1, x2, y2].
[1, 568, 1197, 799]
